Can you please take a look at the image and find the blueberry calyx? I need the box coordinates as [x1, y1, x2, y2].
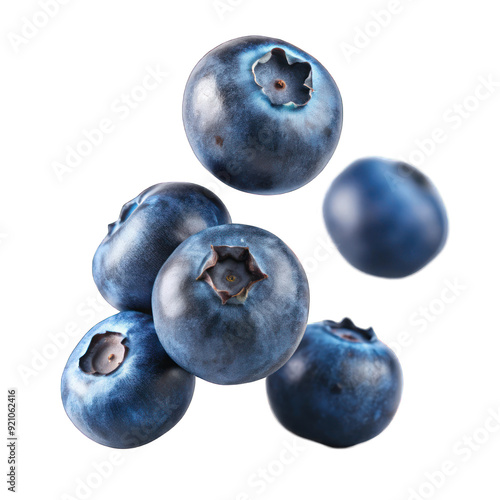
[107, 199, 141, 236]
[323, 318, 376, 343]
[252, 48, 313, 107]
[79, 331, 128, 375]
[197, 245, 268, 305]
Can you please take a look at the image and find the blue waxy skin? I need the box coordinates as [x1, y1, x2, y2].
[61, 311, 195, 449]
[266, 319, 403, 448]
[183, 36, 343, 195]
[152, 224, 310, 385]
[92, 182, 231, 314]
[323, 157, 448, 278]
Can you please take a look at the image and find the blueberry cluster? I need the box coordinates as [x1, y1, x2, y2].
[61, 36, 448, 450]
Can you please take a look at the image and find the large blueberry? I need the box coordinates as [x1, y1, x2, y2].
[93, 182, 231, 313]
[267, 319, 403, 448]
[323, 157, 448, 278]
[61, 311, 195, 448]
[183, 36, 343, 195]
[152, 224, 310, 385]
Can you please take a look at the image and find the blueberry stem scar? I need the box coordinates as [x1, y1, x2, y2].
[197, 245, 268, 304]
[252, 47, 313, 107]
[274, 79, 286, 90]
[79, 332, 128, 375]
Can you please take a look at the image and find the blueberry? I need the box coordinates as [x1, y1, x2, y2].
[93, 182, 231, 314]
[152, 224, 310, 385]
[61, 311, 195, 448]
[323, 157, 448, 278]
[183, 36, 343, 195]
[266, 318, 403, 448]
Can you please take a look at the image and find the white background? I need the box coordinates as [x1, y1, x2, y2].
[1, 0, 499, 499]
